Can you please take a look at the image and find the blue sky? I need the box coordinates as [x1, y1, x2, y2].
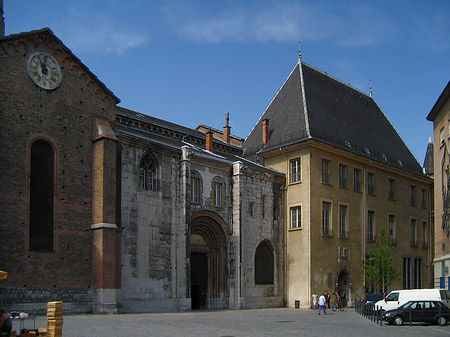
[4, 0, 450, 164]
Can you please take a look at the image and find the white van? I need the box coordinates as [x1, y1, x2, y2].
[375, 289, 450, 311]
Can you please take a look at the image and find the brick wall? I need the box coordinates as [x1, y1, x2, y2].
[0, 30, 119, 311]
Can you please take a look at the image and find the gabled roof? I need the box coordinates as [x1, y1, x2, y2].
[1, 28, 120, 104]
[427, 81, 450, 121]
[243, 61, 425, 176]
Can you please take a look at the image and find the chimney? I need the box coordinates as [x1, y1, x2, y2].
[262, 119, 269, 147]
[223, 111, 231, 143]
[0, 0, 4, 37]
[206, 128, 213, 151]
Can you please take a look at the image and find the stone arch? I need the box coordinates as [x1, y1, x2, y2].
[254, 239, 274, 285]
[190, 211, 228, 309]
[335, 265, 352, 306]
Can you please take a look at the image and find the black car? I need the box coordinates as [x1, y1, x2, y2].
[364, 293, 384, 308]
[383, 300, 450, 325]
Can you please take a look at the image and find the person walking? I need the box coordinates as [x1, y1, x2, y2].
[318, 292, 327, 315]
[311, 291, 318, 310]
[325, 291, 331, 309]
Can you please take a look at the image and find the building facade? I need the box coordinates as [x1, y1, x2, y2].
[244, 60, 433, 308]
[0, 29, 285, 313]
[426, 81, 450, 289]
[0, 23, 435, 314]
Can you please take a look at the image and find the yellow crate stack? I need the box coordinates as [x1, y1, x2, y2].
[45, 301, 63, 337]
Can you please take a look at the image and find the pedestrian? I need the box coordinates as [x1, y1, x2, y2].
[318, 292, 327, 315]
[311, 291, 318, 310]
[324, 290, 331, 309]
[0, 309, 12, 336]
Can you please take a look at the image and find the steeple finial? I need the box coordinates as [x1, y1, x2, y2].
[298, 40, 302, 62]
[369, 80, 373, 97]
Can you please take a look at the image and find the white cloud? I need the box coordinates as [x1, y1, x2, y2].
[164, 2, 394, 47]
[56, 9, 149, 55]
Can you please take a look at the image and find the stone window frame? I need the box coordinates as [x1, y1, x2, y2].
[388, 213, 397, 245]
[410, 185, 417, 206]
[421, 221, 428, 248]
[249, 201, 255, 217]
[211, 176, 225, 208]
[338, 203, 349, 239]
[367, 172, 375, 196]
[353, 167, 362, 192]
[321, 158, 331, 185]
[289, 205, 302, 230]
[421, 188, 427, 208]
[338, 163, 347, 189]
[190, 170, 203, 204]
[321, 199, 332, 237]
[289, 157, 301, 184]
[410, 217, 418, 247]
[388, 178, 395, 200]
[261, 195, 267, 218]
[367, 209, 376, 242]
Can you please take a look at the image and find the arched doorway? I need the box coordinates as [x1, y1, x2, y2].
[190, 212, 228, 310]
[336, 268, 352, 306]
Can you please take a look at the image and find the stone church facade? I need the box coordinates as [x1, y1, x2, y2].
[0, 28, 285, 313]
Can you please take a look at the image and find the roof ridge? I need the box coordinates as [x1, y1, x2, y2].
[298, 61, 311, 138]
[302, 61, 371, 99]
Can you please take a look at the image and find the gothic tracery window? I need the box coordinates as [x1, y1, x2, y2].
[139, 151, 158, 192]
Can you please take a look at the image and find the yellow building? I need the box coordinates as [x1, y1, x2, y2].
[427, 81, 450, 289]
[244, 60, 433, 308]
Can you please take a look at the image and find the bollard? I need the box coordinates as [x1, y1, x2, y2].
[376, 305, 379, 324]
[380, 306, 382, 326]
[409, 305, 412, 327]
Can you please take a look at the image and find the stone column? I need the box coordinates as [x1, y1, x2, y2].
[91, 120, 121, 314]
[177, 146, 192, 310]
[229, 161, 243, 309]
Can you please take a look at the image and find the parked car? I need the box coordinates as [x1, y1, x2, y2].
[383, 300, 450, 325]
[364, 293, 384, 308]
[375, 289, 450, 312]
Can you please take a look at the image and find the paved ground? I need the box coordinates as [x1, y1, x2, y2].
[13, 308, 450, 337]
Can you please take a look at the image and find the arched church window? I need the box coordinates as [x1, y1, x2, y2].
[139, 150, 158, 191]
[255, 240, 274, 285]
[30, 139, 54, 251]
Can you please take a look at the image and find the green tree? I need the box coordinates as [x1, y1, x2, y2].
[361, 227, 401, 292]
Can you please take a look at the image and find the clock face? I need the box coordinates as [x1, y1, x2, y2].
[27, 52, 62, 90]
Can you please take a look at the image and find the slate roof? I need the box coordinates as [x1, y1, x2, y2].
[427, 81, 450, 121]
[243, 61, 425, 176]
[114, 106, 284, 177]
